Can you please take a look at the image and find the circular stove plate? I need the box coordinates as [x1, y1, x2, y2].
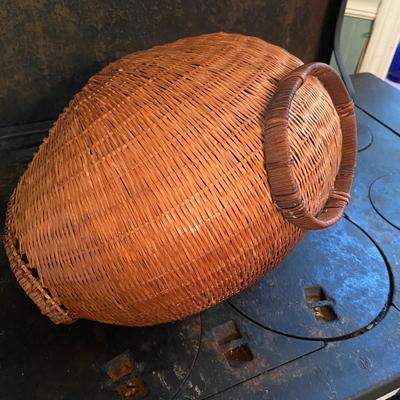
[229, 218, 390, 340]
[370, 174, 400, 230]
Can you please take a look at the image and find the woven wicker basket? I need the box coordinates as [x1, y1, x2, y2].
[4, 33, 356, 327]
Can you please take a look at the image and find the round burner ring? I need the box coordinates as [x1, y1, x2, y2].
[230, 218, 390, 340]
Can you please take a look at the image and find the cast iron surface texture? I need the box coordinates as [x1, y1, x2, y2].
[345, 107, 400, 314]
[174, 303, 322, 400]
[229, 217, 390, 340]
[0, 0, 340, 127]
[1, 73, 400, 399]
[205, 308, 400, 400]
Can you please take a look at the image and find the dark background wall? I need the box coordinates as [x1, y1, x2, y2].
[0, 0, 340, 127]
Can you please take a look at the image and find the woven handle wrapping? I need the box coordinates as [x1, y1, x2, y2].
[264, 62, 357, 230]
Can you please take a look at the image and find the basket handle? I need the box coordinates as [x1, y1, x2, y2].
[264, 62, 357, 230]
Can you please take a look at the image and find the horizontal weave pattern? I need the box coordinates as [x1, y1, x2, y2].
[5, 33, 348, 326]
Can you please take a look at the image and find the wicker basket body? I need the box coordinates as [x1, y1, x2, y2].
[4, 33, 356, 326]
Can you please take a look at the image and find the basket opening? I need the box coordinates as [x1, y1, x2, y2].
[30, 266, 40, 279]
[4, 194, 75, 325]
[20, 252, 29, 264]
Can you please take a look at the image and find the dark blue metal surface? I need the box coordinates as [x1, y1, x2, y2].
[352, 73, 400, 136]
[229, 218, 390, 340]
[208, 308, 400, 400]
[175, 303, 322, 400]
[345, 108, 400, 313]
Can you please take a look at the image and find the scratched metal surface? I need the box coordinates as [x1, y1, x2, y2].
[345, 108, 400, 314]
[208, 307, 400, 400]
[175, 303, 322, 399]
[229, 217, 390, 340]
[0, 0, 340, 127]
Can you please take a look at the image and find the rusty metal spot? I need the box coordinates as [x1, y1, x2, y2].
[313, 305, 338, 322]
[304, 285, 326, 303]
[106, 353, 134, 383]
[304, 285, 338, 323]
[213, 320, 254, 367]
[213, 320, 242, 346]
[224, 342, 254, 368]
[117, 377, 148, 399]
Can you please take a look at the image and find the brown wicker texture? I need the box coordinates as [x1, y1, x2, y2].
[4, 33, 356, 327]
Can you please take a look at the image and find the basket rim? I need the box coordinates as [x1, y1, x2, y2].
[3, 191, 75, 325]
[264, 62, 357, 230]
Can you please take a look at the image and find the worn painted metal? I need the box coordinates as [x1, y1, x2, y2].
[230, 217, 390, 340]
